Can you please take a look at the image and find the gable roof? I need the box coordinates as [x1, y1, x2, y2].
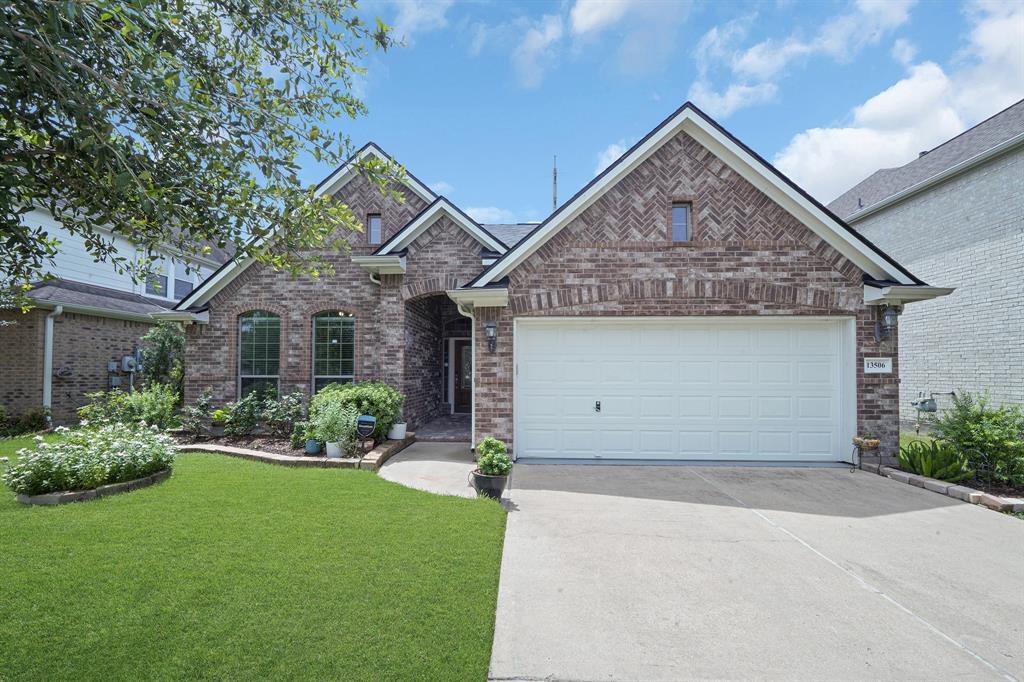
[483, 223, 540, 247]
[465, 101, 924, 288]
[829, 99, 1024, 220]
[373, 197, 508, 255]
[315, 142, 437, 204]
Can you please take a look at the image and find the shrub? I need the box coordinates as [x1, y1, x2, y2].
[222, 392, 262, 437]
[261, 392, 305, 437]
[139, 321, 185, 401]
[289, 420, 313, 449]
[476, 437, 512, 476]
[310, 381, 403, 443]
[931, 393, 1024, 485]
[898, 440, 974, 482]
[78, 385, 178, 430]
[181, 390, 213, 436]
[312, 401, 357, 446]
[2, 423, 176, 496]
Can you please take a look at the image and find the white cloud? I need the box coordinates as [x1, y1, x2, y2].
[891, 38, 917, 66]
[774, 0, 1024, 203]
[466, 206, 518, 223]
[594, 140, 629, 176]
[429, 180, 453, 194]
[389, 0, 454, 45]
[689, 1, 914, 118]
[569, 0, 636, 35]
[512, 14, 563, 88]
[688, 80, 778, 118]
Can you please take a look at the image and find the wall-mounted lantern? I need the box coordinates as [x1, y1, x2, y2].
[484, 321, 498, 353]
[874, 304, 901, 343]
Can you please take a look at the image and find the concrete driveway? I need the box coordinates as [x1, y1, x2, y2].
[490, 465, 1024, 681]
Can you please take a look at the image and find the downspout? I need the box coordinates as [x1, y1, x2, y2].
[454, 302, 475, 451]
[368, 272, 381, 286]
[42, 305, 63, 423]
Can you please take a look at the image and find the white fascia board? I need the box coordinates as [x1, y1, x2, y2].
[473, 107, 915, 287]
[446, 287, 508, 309]
[351, 254, 406, 275]
[378, 199, 507, 255]
[151, 309, 210, 323]
[173, 256, 255, 310]
[314, 145, 435, 203]
[31, 299, 159, 324]
[863, 284, 955, 306]
[481, 258, 497, 266]
[846, 133, 1024, 223]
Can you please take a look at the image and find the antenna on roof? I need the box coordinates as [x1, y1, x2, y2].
[552, 155, 558, 212]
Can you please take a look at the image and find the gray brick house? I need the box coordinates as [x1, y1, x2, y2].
[165, 102, 952, 461]
[829, 100, 1023, 425]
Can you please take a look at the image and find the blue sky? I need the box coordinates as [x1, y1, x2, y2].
[302, 0, 1023, 223]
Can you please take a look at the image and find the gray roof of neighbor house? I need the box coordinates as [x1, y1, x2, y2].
[829, 99, 1024, 220]
[483, 223, 540, 247]
[29, 279, 175, 317]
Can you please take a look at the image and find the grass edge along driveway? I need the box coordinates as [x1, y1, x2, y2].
[0, 443, 506, 681]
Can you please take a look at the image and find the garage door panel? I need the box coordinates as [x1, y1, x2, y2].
[516, 318, 848, 461]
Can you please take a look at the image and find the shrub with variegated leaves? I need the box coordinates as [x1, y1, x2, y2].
[1, 422, 177, 496]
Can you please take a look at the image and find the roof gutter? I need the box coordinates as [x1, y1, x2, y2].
[863, 284, 955, 306]
[151, 309, 210, 324]
[846, 133, 1024, 223]
[31, 299, 159, 324]
[446, 287, 508, 311]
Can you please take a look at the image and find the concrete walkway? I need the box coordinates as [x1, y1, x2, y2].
[491, 464, 1024, 681]
[377, 442, 476, 498]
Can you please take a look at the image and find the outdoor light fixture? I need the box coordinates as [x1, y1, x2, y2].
[484, 321, 498, 353]
[874, 304, 901, 343]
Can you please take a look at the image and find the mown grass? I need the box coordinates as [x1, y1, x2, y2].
[0, 442, 506, 681]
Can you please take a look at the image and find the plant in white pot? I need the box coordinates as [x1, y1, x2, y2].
[472, 437, 513, 499]
[387, 411, 407, 440]
[314, 402, 354, 458]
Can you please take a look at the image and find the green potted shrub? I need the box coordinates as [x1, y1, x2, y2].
[314, 402, 354, 458]
[473, 437, 513, 499]
[387, 411, 407, 440]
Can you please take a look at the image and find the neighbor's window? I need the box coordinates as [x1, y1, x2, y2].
[367, 213, 382, 245]
[173, 261, 194, 299]
[312, 312, 355, 393]
[145, 272, 168, 297]
[239, 311, 280, 398]
[671, 202, 691, 242]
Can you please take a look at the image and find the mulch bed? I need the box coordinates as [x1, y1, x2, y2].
[959, 478, 1024, 498]
[175, 435, 301, 457]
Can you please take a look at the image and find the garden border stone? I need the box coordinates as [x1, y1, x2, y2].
[877, 466, 1024, 513]
[177, 435, 416, 471]
[16, 469, 172, 506]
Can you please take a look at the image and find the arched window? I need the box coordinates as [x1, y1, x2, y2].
[312, 312, 355, 393]
[238, 311, 280, 397]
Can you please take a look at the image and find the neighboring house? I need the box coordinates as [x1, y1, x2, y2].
[829, 100, 1024, 426]
[167, 102, 951, 461]
[0, 209, 233, 423]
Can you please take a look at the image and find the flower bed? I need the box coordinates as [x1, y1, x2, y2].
[2, 423, 176, 497]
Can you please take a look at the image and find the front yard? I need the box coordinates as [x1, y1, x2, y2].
[0, 440, 506, 681]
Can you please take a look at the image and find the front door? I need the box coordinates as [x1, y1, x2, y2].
[453, 339, 472, 413]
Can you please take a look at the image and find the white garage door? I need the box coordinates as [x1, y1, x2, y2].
[515, 317, 855, 462]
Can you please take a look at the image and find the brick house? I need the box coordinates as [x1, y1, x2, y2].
[829, 99, 1023, 426]
[1, 210, 232, 423]
[168, 102, 952, 461]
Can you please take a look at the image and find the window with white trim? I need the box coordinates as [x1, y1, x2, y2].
[173, 260, 194, 299]
[312, 312, 355, 393]
[671, 202, 691, 242]
[367, 213, 382, 245]
[239, 311, 280, 397]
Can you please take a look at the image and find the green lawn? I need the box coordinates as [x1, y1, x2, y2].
[899, 431, 935, 450]
[0, 440, 507, 681]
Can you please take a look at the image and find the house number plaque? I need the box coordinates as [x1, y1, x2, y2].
[864, 357, 892, 374]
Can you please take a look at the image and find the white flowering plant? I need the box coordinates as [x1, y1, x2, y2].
[1, 422, 177, 496]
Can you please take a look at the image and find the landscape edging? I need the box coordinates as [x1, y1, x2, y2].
[16, 468, 172, 506]
[864, 463, 1024, 512]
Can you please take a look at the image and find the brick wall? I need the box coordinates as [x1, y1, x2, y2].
[1, 309, 151, 424]
[851, 148, 1023, 423]
[0, 310, 46, 419]
[403, 296, 444, 427]
[472, 130, 900, 454]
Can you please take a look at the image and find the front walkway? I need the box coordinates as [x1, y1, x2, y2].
[415, 413, 471, 442]
[378, 442, 476, 498]
[490, 465, 1024, 681]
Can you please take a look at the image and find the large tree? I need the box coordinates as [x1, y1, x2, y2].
[1, 0, 399, 294]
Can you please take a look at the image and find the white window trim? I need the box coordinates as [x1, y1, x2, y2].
[238, 313, 281, 398]
[311, 315, 356, 392]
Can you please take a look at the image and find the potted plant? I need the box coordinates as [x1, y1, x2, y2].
[314, 402, 350, 458]
[387, 412, 407, 441]
[210, 408, 229, 437]
[472, 437, 513, 499]
[852, 433, 881, 450]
